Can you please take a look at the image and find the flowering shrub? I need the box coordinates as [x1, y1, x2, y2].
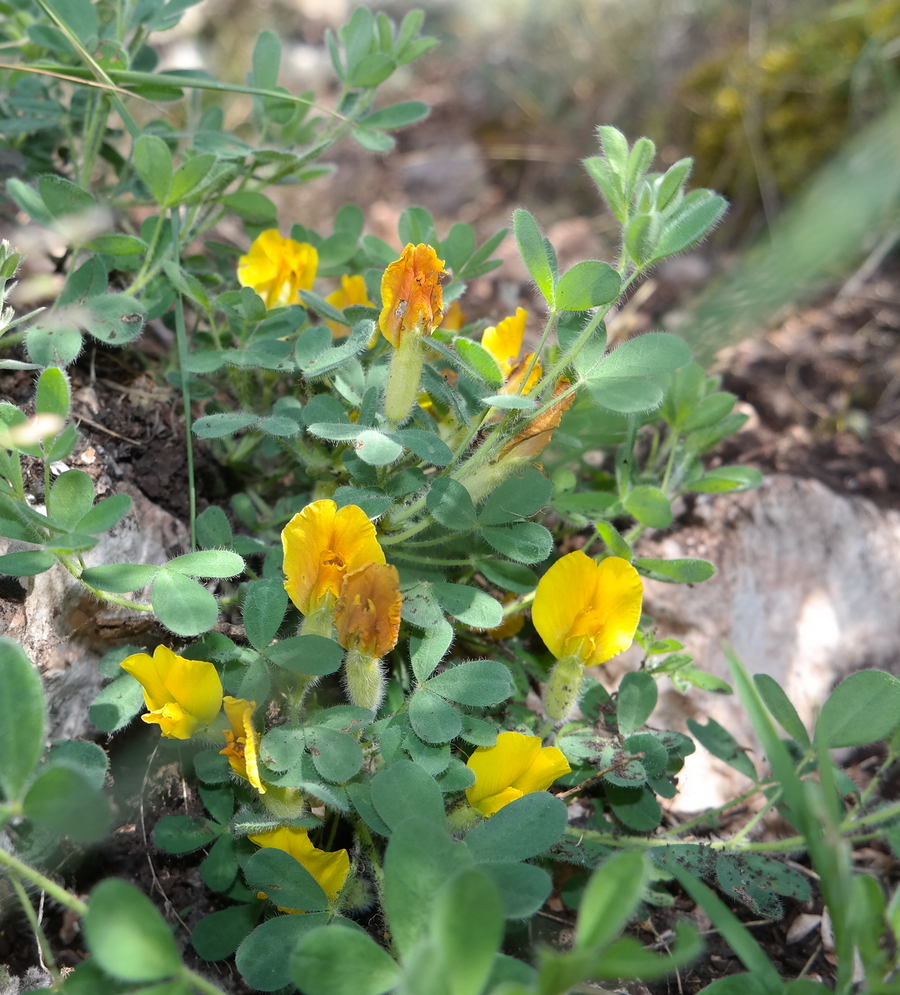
[1, 5, 900, 995]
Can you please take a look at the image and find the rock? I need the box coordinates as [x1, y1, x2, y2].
[634, 474, 900, 812]
[2, 476, 188, 742]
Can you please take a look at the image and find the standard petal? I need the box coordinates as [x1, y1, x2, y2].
[334, 562, 401, 656]
[164, 649, 223, 726]
[512, 745, 571, 795]
[465, 731, 542, 805]
[120, 651, 169, 712]
[282, 499, 337, 615]
[532, 550, 601, 659]
[588, 556, 643, 665]
[482, 307, 527, 375]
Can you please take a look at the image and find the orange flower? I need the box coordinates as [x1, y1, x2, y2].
[481, 307, 542, 395]
[334, 563, 402, 658]
[379, 243, 446, 348]
[237, 230, 318, 309]
[325, 274, 374, 338]
[499, 377, 575, 462]
[220, 696, 265, 794]
[282, 500, 385, 619]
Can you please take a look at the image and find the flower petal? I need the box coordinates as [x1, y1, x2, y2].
[334, 562, 402, 656]
[510, 745, 571, 795]
[532, 550, 601, 660]
[237, 230, 318, 309]
[248, 826, 350, 904]
[379, 243, 446, 347]
[282, 500, 385, 616]
[482, 307, 527, 376]
[465, 731, 542, 806]
[474, 786, 523, 818]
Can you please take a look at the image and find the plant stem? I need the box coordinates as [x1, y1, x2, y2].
[0, 847, 88, 917]
[8, 872, 60, 986]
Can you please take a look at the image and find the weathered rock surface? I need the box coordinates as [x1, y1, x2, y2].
[631, 473, 900, 812]
[2, 468, 188, 742]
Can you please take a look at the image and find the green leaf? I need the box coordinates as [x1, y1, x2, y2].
[477, 559, 537, 594]
[478, 862, 551, 920]
[426, 660, 511, 706]
[221, 191, 278, 225]
[291, 924, 402, 995]
[26, 323, 83, 367]
[605, 784, 662, 831]
[38, 174, 94, 218]
[555, 260, 621, 310]
[83, 879, 181, 982]
[310, 727, 363, 783]
[478, 464, 553, 524]
[616, 671, 658, 738]
[427, 478, 477, 531]
[591, 331, 692, 382]
[45, 739, 108, 791]
[688, 717, 757, 781]
[454, 338, 504, 385]
[6, 178, 54, 227]
[76, 493, 132, 535]
[362, 100, 428, 130]
[242, 578, 287, 652]
[754, 675, 810, 749]
[82, 234, 149, 256]
[89, 673, 144, 734]
[165, 549, 244, 578]
[252, 29, 281, 90]
[196, 506, 233, 550]
[408, 688, 462, 743]
[595, 520, 633, 561]
[622, 485, 672, 529]
[0, 550, 56, 576]
[383, 817, 473, 957]
[651, 191, 728, 262]
[153, 814, 220, 854]
[0, 637, 45, 804]
[35, 366, 70, 420]
[576, 851, 647, 950]
[481, 522, 553, 564]
[353, 126, 395, 152]
[633, 556, 714, 583]
[82, 293, 146, 346]
[244, 847, 329, 912]
[354, 429, 403, 466]
[686, 466, 763, 493]
[236, 914, 332, 992]
[43, 530, 98, 555]
[192, 412, 257, 439]
[716, 852, 810, 918]
[432, 870, 503, 995]
[393, 428, 454, 466]
[410, 619, 454, 683]
[816, 669, 900, 748]
[151, 570, 219, 637]
[371, 760, 446, 830]
[466, 793, 567, 862]
[48, 469, 94, 531]
[133, 134, 173, 205]
[265, 635, 343, 676]
[191, 904, 262, 963]
[513, 208, 554, 304]
[430, 584, 503, 629]
[22, 766, 110, 842]
[81, 562, 159, 593]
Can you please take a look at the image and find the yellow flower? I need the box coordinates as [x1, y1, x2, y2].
[248, 825, 350, 909]
[440, 299, 466, 331]
[282, 499, 386, 621]
[465, 731, 571, 817]
[220, 696, 265, 794]
[481, 307, 542, 394]
[325, 274, 374, 338]
[237, 229, 318, 309]
[533, 551, 643, 668]
[532, 551, 643, 721]
[378, 243, 446, 348]
[120, 645, 222, 740]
